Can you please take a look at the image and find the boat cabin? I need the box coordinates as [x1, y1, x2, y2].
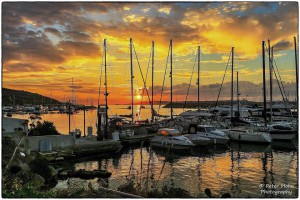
[157, 128, 181, 136]
[188, 124, 216, 134]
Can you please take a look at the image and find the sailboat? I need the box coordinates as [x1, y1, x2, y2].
[227, 45, 272, 143]
[179, 46, 212, 118]
[115, 39, 157, 145]
[267, 38, 298, 141]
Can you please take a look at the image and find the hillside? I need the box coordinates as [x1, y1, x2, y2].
[2, 88, 61, 106]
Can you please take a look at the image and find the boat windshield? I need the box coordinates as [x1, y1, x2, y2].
[206, 127, 216, 132]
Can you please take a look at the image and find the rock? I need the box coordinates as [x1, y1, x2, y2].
[55, 157, 64, 161]
[205, 188, 212, 198]
[59, 171, 68, 177]
[31, 173, 45, 188]
[221, 193, 231, 198]
[56, 168, 64, 173]
[49, 166, 58, 177]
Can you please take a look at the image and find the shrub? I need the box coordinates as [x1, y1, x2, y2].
[29, 157, 52, 184]
[29, 121, 60, 136]
[2, 184, 56, 198]
[148, 185, 192, 198]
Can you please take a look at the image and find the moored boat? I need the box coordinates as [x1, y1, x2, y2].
[151, 128, 194, 150]
[187, 124, 230, 144]
[268, 123, 297, 140]
[228, 128, 272, 143]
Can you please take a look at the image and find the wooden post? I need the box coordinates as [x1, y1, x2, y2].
[83, 105, 86, 137]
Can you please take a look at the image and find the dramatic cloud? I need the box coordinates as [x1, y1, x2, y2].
[2, 2, 298, 104]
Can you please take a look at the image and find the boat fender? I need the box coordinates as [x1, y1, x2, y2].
[238, 134, 241, 140]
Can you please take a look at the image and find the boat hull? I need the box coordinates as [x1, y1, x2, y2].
[269, 130, 297, 140]
[229, 130, 272, 143]
[184, 134, 211, 146]
[150, 142, 193, 150]
[150, 135, 194, 150]
[194, 134, 230, 145]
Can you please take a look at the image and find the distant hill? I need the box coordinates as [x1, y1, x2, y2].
[2, 88, 61, 106]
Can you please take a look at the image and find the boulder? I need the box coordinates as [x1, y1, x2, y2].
[49, 166, 58, 177]
[31, 173, 45, 188]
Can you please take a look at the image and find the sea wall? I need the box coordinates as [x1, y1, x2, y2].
[3, 132, 75, 152]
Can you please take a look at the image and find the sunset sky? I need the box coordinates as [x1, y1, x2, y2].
[2, 2, 298, 105]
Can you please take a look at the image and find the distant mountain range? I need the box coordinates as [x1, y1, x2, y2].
[2, 88, 61, 106]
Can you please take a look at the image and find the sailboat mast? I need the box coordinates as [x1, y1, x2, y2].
[237, 71, 240, 121]
[262, 41, 267, 126]
[231, 47, 234, 120]
[68, 100, 71, 134]
[268, 39, 273, 123]
[294, 36, 298, 119]
[197, 46, 200, 111]
[71, 78, 74, 105]
[170, 39, 173, 120]
[104, 39, 108, 139]
[151, 41, 154, 123]
[130, 38, 134, 123]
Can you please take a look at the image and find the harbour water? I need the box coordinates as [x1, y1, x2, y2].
[11, 105, 298, 197]
[13, 105, 186, 135]
[53, 143, 298, 198]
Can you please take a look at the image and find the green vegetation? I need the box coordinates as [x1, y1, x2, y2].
[2, 184, 56, 198]
[2, 88, 61, 106]
[29, 121, 60, 136]
[29, 157, 53, 183]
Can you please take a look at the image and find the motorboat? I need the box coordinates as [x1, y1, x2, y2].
[183, 133, 211, 146]
[268, 123, 297, 141]
[151, 128, 195, 150]
[187, 124, 230, 144]
[228, 127, 272, 143]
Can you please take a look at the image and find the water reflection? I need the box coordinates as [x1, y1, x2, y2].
[55, 142, 298, 198]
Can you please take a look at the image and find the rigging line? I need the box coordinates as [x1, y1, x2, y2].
[158, 44, 171, 114]
[213, 50, 232, 111]
[273, 59, 289, 101]
[272, 62, 293, 117]
[140, 44, 153, 109]
[183, 51, 198, 110]
[132, 43, 152, 105]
